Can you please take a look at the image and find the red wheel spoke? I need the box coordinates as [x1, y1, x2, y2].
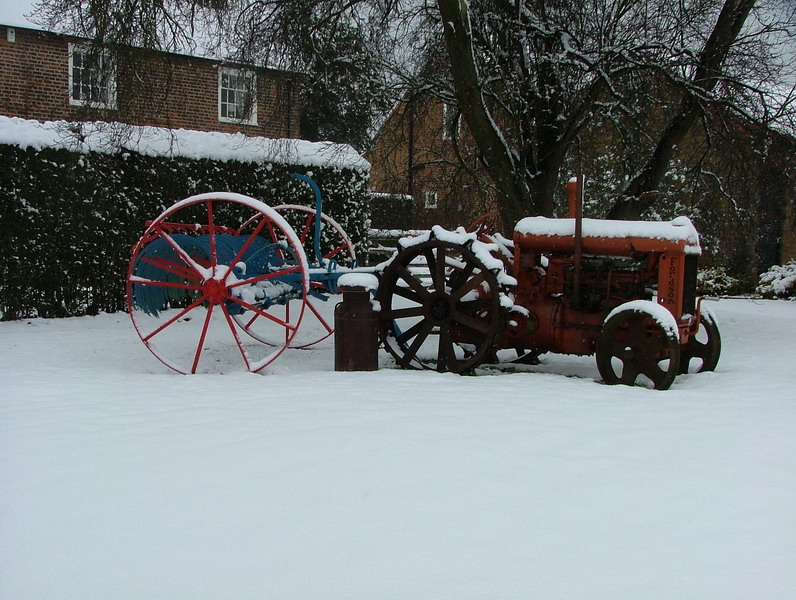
[142, 295, 207, 342]
[266, 221, 278, 242]
[299, 213, 314, 244]
[227, 215, 269, 275]
[305, 298, 334, 334]
[141, 256, 201, 282]
[323, 243, 347, 260]
[220, 304, 253, 371]
[191, 303, 215, 373]
[131, 278, 202, 292]
[242, 311, 260, 329]
[157, 228, 208, 278]
[230, 297, 298, 332]
[284, 302, 291, 344]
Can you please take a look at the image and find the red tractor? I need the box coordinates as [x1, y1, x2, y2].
[375, 179, 720, 389]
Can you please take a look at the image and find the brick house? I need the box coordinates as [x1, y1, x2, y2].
[0, 23, 301, 138]
[366, 93, 497, 231]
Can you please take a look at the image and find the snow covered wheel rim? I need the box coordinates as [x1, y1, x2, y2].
[376, 239, 505, 374]
[596, 302, 681, 390]
[126, 193, 309, 374]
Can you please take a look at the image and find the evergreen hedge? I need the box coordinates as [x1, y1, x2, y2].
[0, 143, 370, 320]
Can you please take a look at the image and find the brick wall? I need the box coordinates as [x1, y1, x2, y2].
[367, 95, 496, 231]
[0, 25, 301, 139]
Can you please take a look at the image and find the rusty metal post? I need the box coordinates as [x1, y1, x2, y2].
[334, 274, 380, 371]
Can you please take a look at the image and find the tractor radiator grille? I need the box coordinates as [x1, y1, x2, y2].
[683, 255, 698, 314]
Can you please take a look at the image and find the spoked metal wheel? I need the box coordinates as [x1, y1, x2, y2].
[679, 304, 721, 374]
[273, 204, 357, 269]
[596, 301, 681, 390]
[234, 204, 357, 348]
[127, 192, 309, 374]
[376, 239, 505, 373]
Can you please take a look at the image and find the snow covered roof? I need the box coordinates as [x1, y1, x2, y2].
[0, 116, 370, 171]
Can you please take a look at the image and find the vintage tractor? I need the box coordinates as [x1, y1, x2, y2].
[375, 178, 721, 389]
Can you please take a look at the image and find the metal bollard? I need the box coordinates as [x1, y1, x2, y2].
[334, 274, 380, 371]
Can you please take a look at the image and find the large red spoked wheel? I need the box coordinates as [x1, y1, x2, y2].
[126, 193, 309, 374]
[234, 204, 357, 348]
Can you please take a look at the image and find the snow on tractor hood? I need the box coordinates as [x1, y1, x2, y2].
[514, 216, 702, 256]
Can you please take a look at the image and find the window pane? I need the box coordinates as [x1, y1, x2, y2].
[70, 46, 114, 107]
[219, 69, 256, 124]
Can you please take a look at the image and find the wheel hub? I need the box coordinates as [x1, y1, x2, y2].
[203, 278, 228, 304]
[429, 296, 451, 322]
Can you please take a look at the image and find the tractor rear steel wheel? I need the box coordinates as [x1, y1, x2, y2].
[127, 193, 309, 374]
[234, 204, 357, 348]
[679, 305, 721, 374]
[596, 302, 681, 390]
[376, 239, 505, 374]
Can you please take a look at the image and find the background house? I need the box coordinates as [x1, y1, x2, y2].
[0, 23, 301, 138]
[367, 94, 496, 232]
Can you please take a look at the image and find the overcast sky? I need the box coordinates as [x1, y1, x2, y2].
[1, 1, 38, 28]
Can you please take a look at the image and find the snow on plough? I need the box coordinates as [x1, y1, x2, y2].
[127, 176, 719, 388]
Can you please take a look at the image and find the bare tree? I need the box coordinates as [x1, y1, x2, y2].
[435, 0, 795, 224]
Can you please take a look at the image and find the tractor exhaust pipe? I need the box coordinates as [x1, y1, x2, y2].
[566, 175, 584, 310]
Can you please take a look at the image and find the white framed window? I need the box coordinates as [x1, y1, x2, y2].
[425, 191, 438, 209]
[219, 67, 257, 126]
[68, 43, 116, 109]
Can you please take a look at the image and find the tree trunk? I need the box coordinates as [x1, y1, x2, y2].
[607, 0, 756, 220]
[437, 0, 537, 225]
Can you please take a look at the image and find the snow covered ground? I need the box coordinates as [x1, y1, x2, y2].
[1, 297, 795, 599]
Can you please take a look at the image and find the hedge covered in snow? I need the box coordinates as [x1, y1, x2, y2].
[0, 117, 370, 320]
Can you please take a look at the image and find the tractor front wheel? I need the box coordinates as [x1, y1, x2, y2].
[596, 301, 681, 390]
